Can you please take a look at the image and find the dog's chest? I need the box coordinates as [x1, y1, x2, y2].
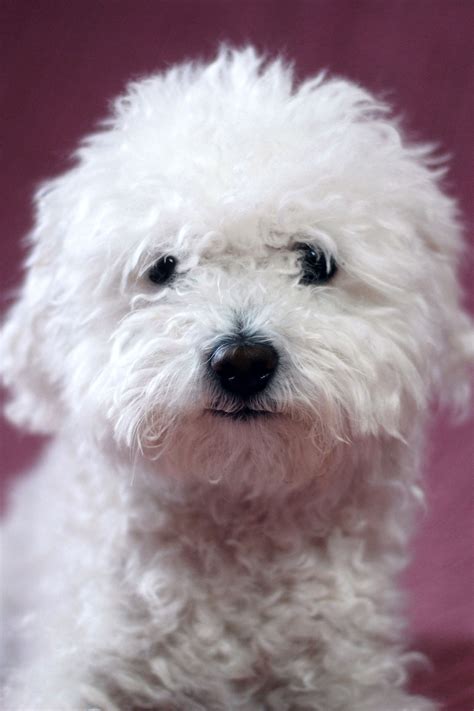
[83, 488, 382, 707]
[117, 506, 340, 691]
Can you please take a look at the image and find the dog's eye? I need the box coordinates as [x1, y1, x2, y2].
[148, 255, 177, 285]
[295, 242, 337, 285]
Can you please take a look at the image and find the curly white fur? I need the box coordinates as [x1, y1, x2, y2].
[1, 47, 472, 710]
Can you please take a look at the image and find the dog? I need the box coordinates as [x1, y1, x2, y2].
[1, 47, 472, 710]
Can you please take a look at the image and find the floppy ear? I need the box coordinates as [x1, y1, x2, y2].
[415, 177, 474, 415]
[436, 273, 474, 416]
[436, 286, 474, 415]
[1, 180, 67, 433]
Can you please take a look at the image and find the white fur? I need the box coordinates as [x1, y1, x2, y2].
[1, 47, 472, 710]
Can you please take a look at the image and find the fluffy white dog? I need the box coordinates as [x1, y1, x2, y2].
[1, 48, 472, 711]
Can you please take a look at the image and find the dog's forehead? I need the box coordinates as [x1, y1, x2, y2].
[139, 202, 335, 263]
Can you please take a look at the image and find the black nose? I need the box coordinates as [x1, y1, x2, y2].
[209, 339, 279, 398]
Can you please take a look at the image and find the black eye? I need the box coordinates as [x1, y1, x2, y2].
[295, 242, 337, 285]
[148, 255, 177, 285]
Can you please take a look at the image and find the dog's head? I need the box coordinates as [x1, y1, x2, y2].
[2, 49, 472, 490]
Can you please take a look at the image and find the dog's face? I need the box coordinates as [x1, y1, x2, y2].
[1, 50, 472, 490]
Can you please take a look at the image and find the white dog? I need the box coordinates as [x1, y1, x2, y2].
[1, 48, 472, 711]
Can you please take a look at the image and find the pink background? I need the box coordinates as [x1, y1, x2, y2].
[1, 2, 473, 708]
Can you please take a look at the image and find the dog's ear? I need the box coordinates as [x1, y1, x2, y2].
[415, 179, 474, 416]
[1, 179, 68, 433]
[435, 272, 474, 417]
[436, 283, 474, 416]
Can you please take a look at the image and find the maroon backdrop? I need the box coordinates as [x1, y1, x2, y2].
[1, 2, 473, 708]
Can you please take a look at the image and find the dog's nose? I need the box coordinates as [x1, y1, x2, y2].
[209, 340, 279, 398]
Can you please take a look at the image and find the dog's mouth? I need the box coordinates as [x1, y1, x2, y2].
[208, 407, 274, 422]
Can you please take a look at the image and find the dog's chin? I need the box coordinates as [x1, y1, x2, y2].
[207, 406, 276, 422]
[139, 403, 342, 498]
